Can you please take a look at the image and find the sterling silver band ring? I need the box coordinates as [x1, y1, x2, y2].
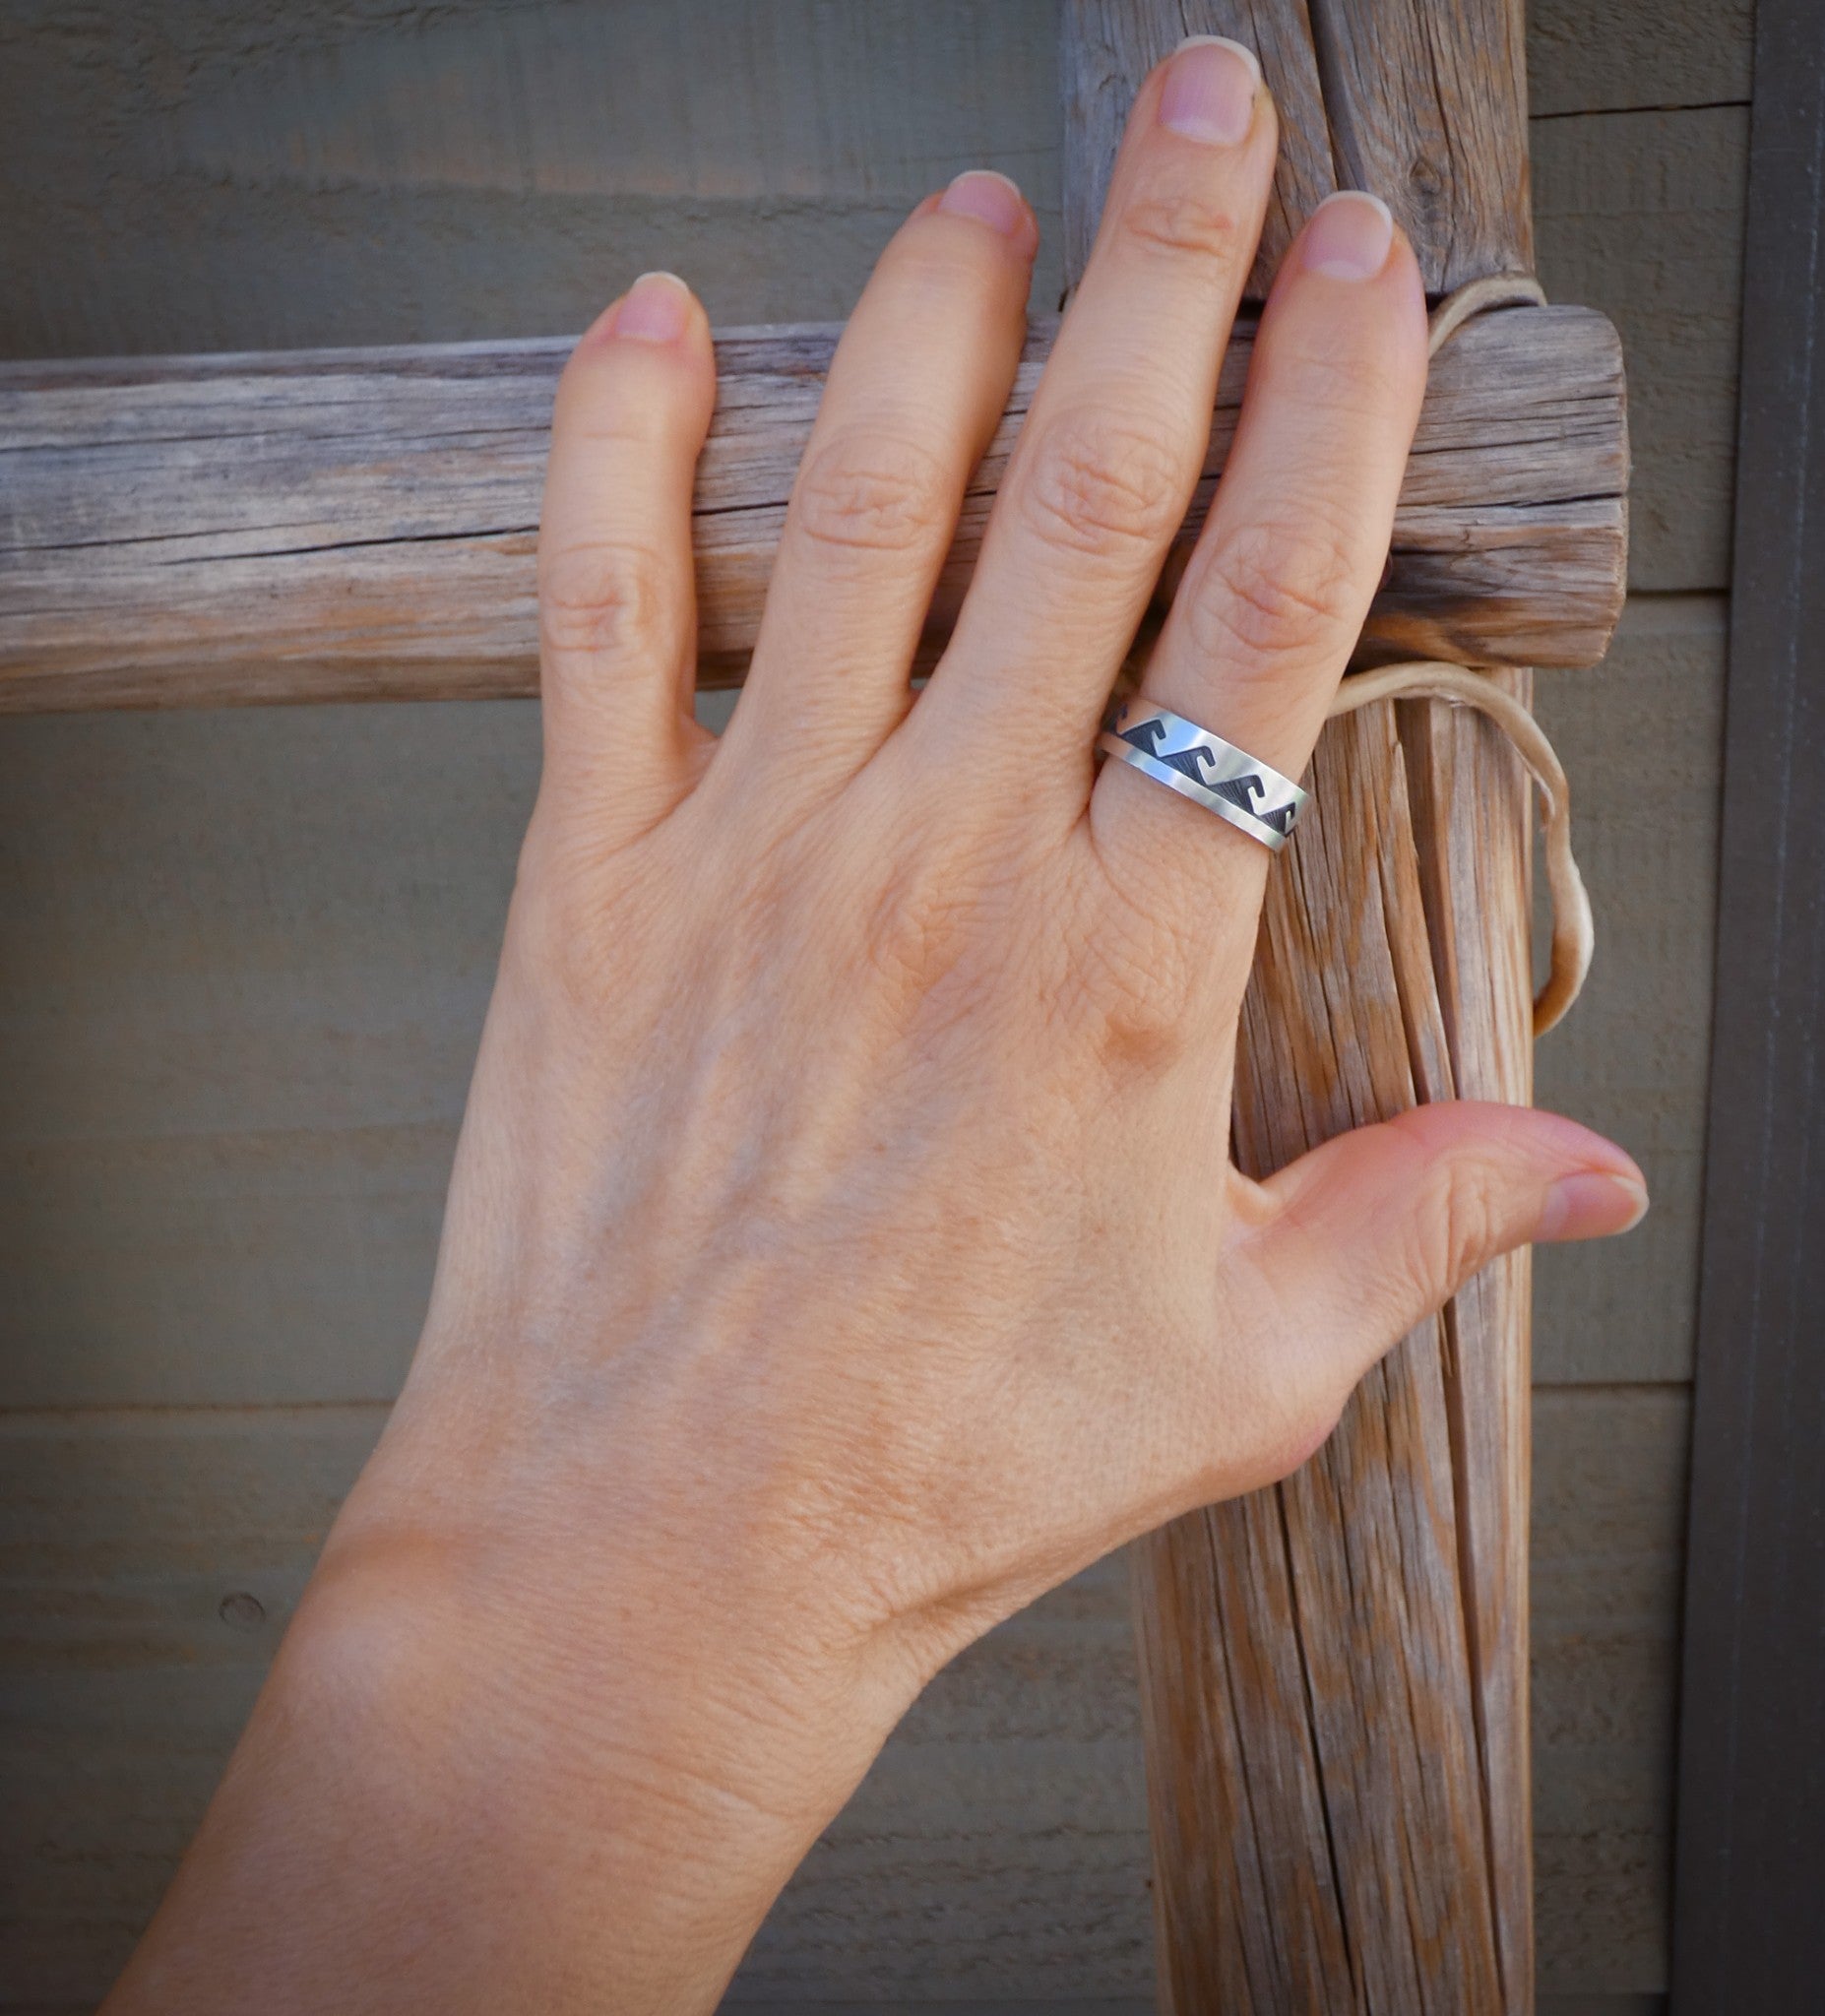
[1097, 700, 1309, 852]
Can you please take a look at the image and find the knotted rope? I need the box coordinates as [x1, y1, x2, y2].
[1326, 273, 1593, 1037]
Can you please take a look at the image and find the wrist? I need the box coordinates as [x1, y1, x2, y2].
[300, 1430, 912, 1890]
[110, 1397, 917, 2016]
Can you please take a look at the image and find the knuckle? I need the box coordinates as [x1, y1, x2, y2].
[1186, 512, 1358, 668]
[538, 536, 670, 663]
[1078, 890, 1202, 1061]
[864, 856, 980, 999]
[1409, 1161, 1504, 1302]
[790, 426, 951, 561]
[1120, 170, 1249, 268]
[1017, 405, 1187, 563]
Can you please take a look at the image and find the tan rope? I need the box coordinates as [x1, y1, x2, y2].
[1327, 662, 1592, 1035]
[1421, 271, 1547, 351]
[1325, 274, 1592, 1039]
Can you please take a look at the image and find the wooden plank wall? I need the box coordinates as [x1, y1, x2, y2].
[0, 1, 1744, 2008]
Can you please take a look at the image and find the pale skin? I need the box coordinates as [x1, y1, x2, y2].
[104, 39, 1646, 2015]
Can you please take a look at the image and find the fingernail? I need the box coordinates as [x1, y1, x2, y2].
[938, 168, 1033, 242]
[613, 271, 692, 344]
[1539, 1169, 1651, 1243]
[1300, 191, 1395, 280]
[1159, 35, 1261, 147]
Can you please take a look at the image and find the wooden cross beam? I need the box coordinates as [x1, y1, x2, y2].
[1, 310, 1620, 714]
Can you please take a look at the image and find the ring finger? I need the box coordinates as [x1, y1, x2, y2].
[1091, 191, 1428, 909]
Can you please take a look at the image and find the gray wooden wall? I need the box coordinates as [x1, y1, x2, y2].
[0, 2, 1743, 2009]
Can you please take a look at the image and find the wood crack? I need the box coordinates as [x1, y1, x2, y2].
[0, 305, 1624, 712]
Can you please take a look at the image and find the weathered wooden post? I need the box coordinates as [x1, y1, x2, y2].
[1063, 4, 1575, 2009]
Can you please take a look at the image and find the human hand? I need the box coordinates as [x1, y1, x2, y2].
[107, 38, 1645, 2016]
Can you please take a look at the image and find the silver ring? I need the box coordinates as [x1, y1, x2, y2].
[1097, 700, 1308, 852]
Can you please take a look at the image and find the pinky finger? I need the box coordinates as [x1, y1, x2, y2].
[537, 272, 717, 835]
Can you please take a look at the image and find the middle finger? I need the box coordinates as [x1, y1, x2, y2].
[915, 36, 1277, 802]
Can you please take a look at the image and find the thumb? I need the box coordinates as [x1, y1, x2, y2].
[1252, 1101, 1647, 1377]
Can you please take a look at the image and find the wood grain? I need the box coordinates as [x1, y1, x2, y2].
[0, 304, 1625, 713]
[1132, 697, 1532, 2011]
[1397, 662, 1538, 2006]
[1086, 1, 1551, 2005]
[1061, 0, 1532, 296]
[1060, 0, 1336, 300]
[1305, 0, 1533, 288]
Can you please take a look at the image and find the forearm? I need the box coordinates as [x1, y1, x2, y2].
[103, 1410, 910, 2016]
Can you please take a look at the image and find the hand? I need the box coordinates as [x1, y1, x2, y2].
[106, 38, 1645, 2016]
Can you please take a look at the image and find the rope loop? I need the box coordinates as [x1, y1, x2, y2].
[1327, 662, 1592, 1035]
[1424, 271, 1546, 356]
[1326, 274, 1592, 1038]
